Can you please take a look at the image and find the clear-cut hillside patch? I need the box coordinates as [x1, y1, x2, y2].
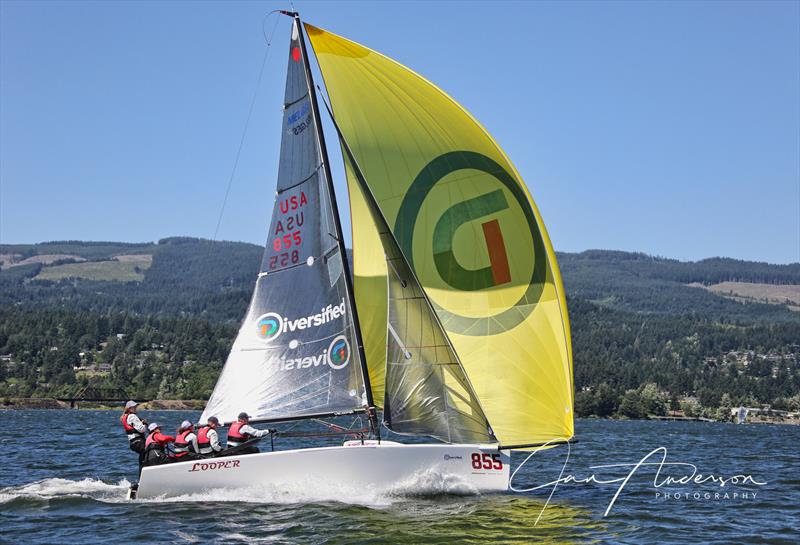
[691, 281, 800, 311]
[34, 254, 153, 282]
[0, 254, 86, 268]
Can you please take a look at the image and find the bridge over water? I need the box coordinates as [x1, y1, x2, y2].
[56, 386, 139, 408]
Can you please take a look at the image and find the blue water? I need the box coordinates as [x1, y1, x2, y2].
[0, 410, 797, 544]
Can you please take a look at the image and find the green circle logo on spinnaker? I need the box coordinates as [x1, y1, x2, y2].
[394, 151, 547, 335]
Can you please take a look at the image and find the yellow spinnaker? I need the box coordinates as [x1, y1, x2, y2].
[307, 23, 573, 446]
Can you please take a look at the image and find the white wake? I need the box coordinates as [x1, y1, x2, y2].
[0, 477, 132, 504]
[0, 469, 481, 507]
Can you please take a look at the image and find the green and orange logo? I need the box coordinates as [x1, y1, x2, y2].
[326, 335, 351, 370]
[256, 312, 282, 341]
[395, 151, 547, 335]
[432, 188, 512, 291]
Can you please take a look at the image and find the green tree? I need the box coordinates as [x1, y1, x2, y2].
[638, 383, 668, 416]
[594, 383, 619, 417]
[680, 398, 702, 418]
[574, 390, 596, 417]
[618, 389, 647, 419]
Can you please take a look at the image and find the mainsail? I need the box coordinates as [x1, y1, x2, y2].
[201, 20, 367, 426]
[306, 24, 574, 447]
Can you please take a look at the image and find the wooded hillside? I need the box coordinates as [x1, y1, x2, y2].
[1, 238, 798, 418]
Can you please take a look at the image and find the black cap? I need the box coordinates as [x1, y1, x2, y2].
[238, 412, 250, 420]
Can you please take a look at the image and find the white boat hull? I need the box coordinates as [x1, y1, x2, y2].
[134, 441, 510, 499]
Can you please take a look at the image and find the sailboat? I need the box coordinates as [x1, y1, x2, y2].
[133, 12, 574, 500]
[737, 406, 748, 424]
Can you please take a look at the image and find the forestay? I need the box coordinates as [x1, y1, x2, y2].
[201, 21, 366, 426]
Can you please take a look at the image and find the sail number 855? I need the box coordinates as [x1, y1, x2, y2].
[471, 452, 503, 470]
[269, 250, 299, 270]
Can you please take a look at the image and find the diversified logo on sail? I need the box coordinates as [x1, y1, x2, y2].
[268, 335, 351, 371]
[255, 298, 347, 342]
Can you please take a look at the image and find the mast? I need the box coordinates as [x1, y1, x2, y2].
[293, 14, 379, 438]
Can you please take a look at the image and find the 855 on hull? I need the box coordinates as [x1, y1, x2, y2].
[133, 442, 510, 500]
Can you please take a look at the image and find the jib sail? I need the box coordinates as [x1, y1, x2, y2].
[339, 137, 495, 444]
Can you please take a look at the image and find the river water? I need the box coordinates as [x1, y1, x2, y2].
[0, 410, 796, 544]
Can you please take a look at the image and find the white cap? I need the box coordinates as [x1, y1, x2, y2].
[125, 400, 138, 409]
[180, 420, 192, 430]
[148, 422, 159, 432]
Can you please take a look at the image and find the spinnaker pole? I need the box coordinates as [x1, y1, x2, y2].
[292, 14, 379, 439]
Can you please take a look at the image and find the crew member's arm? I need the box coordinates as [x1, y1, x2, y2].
[209, 429, 222, 452]
[156, 432, 175, 443]
[188, 432, 199, 453]
[128, 414, 147, 434]
[240, 424, 270, 438]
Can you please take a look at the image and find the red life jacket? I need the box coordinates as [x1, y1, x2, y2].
[173, 429, 195, 457]
[144, 431, 173, 452]
[144, 431, 161, 451]
[121, 413, 143, 441]
[120, 414, 134, 432]
[227, 421, 250, 447]
[197, 426, 213, 453]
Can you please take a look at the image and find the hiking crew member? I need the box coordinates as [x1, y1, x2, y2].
[226, 412, 269, 454]
[172, 420, 199, 460]
[121, 400, 147, 454]
[198, 416, 223, 456]
[143, 423, 175, 466]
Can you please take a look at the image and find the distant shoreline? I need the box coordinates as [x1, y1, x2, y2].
[2, 397, 798, 426]
[0, 397, 205, 411]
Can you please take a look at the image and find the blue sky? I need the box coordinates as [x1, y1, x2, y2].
[1, 1, 798, 263]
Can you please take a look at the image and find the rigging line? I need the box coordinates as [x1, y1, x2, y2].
[311, 418, 366, 436]
[211, 12, 281, 243]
